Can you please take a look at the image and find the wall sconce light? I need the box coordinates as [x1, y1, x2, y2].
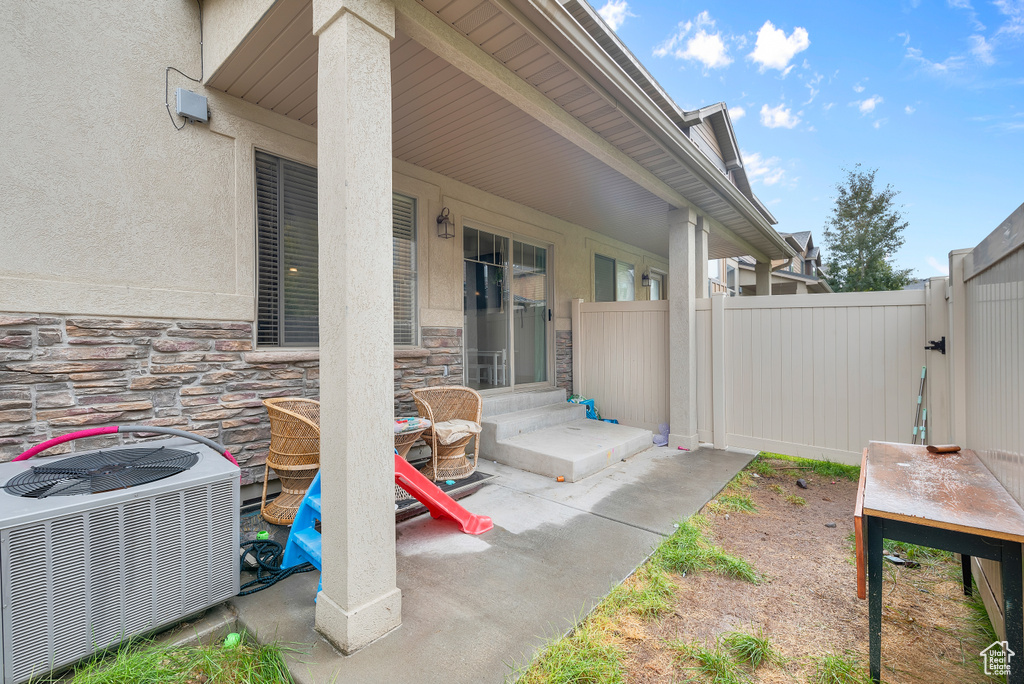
[641, 270, 651, 288]
[436, 207, 454, 239]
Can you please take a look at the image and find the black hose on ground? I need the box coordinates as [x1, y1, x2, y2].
[238, 539, 315, 596]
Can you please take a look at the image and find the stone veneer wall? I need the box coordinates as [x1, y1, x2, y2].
[0, 315, 464, 486]
[0, 314, 319, 486]
[555, 330, 573, 395]
[394, 326, 463, 416]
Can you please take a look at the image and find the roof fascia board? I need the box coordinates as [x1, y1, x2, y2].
[392, 0, 697, 214]
[509, 0, 795, 259]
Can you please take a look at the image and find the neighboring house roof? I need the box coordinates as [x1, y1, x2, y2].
[903, 279, 928, 291]
[731, 227, 833, 293]
[783, 231, 812, 251]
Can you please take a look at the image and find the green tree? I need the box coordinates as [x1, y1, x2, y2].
[822, 165, 914, 292]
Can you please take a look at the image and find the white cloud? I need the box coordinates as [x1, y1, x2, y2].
[926, 256, 950, 275]
[873, 118, 888, 129]
[759, 103, 801, 129]
[804, 72, 823, 104]
[654, 11, 718, 58]
[898, 32, 911, 46]
[968, 34, 996, 64]
[730, 106, 746, 120]
[748, 21, 810, 72]
[853, 80, 866, 93]
[597, 0, 633, 31]
[995, 0, 1024, 36]
[906, 46, 967, 75]
[681, 30, 733, 69]
[823, 102, 835, 111]
[905, 105, 916, 114]
[949, 0, 987, 30]
[854, 95, 884, 114]
[741, 150, 786, 185]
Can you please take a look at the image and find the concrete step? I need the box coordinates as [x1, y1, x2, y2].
[481, 388, 567, 418]
[481, 402, 586, 447]
[484, 419, 653, 482]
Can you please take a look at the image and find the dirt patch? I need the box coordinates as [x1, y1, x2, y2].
[616, 461, 998, 683]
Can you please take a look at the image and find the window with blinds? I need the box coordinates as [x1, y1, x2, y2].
[256, 151, 319, 347]
[393, 193, 417, 346]
[255, 152, 419, 348]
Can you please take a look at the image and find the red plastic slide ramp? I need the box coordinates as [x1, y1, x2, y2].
[394, 452, 493, 535]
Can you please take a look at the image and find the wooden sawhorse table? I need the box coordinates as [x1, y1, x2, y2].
[856, 441, 1024, 683]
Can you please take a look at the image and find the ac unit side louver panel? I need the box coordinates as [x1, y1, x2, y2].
[0, 441, 238, 684]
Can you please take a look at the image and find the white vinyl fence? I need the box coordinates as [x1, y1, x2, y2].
[957, 202, 1024, 640]
[574, 288, 948, 465]
[570, 300, 669, 432]
[709, 290, 936, 464]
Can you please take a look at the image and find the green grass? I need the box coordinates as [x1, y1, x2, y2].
[721, 628, 782, 669]
[670, 640, 748, 684]
[58, 634, 294, 684]
[770, 484, 785, 495]
[517, 619, 625, 684]
[727, 471, 758, 490]
[708, 492, 758, 514]
[600, 564, 675, 619]
[758, 452, 860, 481]
[746, 458, 778, 478]
[965, 579, 998, 648]
[811, 651, 871, 684]
[884, 540, 953, 563]
[654, 516, 759, 583]
[785, 495, 806, 506]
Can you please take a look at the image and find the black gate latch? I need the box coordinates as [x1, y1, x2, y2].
[924, 336, 946, 354]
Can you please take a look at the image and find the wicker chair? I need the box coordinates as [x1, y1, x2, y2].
[411, 386, 482, 481]
[261, 398, 321, 525]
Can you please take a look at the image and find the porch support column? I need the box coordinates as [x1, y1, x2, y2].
[668, 207, 698, 449]
[695, 216, 710, 298]
[313, 0, 400, 654]
[755, 261, 772, 296]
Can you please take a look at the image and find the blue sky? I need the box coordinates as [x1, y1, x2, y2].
[596, 0, 1024, 277]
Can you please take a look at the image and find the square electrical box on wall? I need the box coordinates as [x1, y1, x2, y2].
[176, 88, 208, 124]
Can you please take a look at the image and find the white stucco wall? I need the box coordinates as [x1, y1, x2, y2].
[0, 0, 668, 335]
[0, 1, 314, 321]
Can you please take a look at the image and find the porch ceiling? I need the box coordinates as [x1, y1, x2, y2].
[206, 0, 781, 260]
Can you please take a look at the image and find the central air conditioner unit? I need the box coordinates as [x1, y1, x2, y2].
[0, 433, 239, 684]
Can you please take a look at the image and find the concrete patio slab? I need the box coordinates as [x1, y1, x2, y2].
[230, 445, 754, 683]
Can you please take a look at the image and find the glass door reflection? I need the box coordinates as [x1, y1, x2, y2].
[463, 227, 510, 390]
[512, 240, 548, 385]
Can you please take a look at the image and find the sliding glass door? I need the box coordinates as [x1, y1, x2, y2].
[463, 226, 550, 392]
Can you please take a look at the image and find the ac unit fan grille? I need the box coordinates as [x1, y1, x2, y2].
[4, 446, 199, 498]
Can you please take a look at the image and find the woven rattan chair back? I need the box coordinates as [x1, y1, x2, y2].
[261, 398, 321, 525]
[411, 386, 482, 481]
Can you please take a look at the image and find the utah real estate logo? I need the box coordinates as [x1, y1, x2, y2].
[981, 640, 1014, 676]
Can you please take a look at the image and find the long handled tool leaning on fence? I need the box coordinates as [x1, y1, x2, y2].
[911, 366, 926, 444]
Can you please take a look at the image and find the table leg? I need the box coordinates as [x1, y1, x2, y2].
[868, 516, 884, 683]
[962, 554, 973, 596]
[1002, 540, 1023, 684]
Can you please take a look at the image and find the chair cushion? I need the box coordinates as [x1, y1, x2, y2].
[432, 419, 482, 445]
